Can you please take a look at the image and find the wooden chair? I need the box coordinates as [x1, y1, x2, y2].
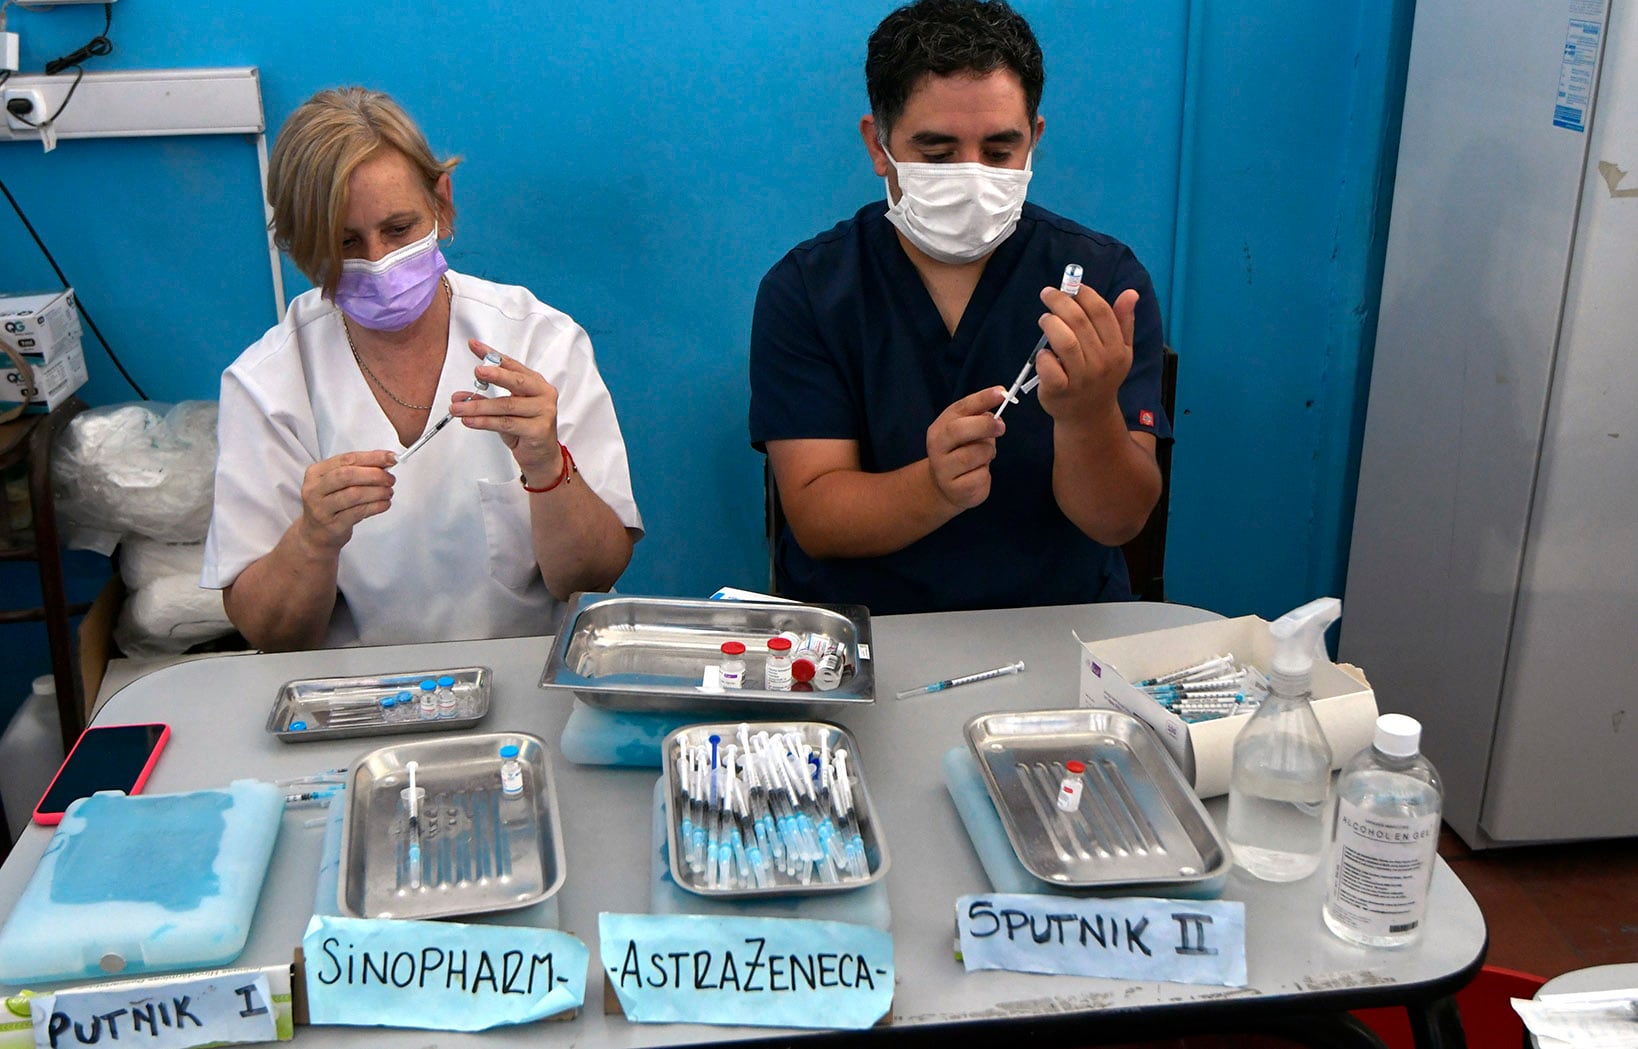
[764, 345, 1178, 601]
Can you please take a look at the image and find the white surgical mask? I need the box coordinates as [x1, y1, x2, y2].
[882, 145, 1032, 265]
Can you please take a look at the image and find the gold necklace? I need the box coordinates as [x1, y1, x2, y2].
[342, 277, 452, 412]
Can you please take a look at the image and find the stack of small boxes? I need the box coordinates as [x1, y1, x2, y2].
[1, 288, 88, 415]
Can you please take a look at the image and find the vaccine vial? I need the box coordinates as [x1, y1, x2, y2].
[1057, 760, 1086, 812]
[499, 744, 524, 796]
[436, 674, 459, 718]
[812, 648, 844, 691]
[791, 634, 845, 690]
[719, 641, 747, 689]
[473, 350, 504, 395]
[418, 679, 438, 720]
[791, 658, 815, 688]
[788, 633, 817, 681]
[765, 636, 794, 691]
[1060, 262, 1084, 297]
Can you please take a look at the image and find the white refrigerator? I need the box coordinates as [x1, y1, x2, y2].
[1342, 0, 1637, 847]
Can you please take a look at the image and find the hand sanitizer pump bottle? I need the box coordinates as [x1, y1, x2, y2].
[1225, 597, 1341, 881]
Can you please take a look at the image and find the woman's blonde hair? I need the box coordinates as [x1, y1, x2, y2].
[267, 87, 461, 295]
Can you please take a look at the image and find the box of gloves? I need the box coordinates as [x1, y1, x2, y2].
[1, 288, 88, 413]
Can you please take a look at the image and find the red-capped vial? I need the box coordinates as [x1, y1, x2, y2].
[719, 641, 747, 689]
[1057, 760, 1086, 812]
[791, 658, 815, 686]
[765, 636, 794, 691]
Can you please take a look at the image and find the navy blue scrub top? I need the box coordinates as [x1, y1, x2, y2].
[749, 201, 1172, 615]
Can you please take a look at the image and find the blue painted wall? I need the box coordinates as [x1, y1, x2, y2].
[0, 0, 1411, 714]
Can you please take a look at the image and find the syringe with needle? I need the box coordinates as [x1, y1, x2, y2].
[995, 263, 1083, 420]
[394, 350, 505, 464]
[405, 760, 422, 890]
[895, 659, 1026, 700]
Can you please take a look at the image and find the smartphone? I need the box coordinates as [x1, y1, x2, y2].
[32, 723, 171, 825]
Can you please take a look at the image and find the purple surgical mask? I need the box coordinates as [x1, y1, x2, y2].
[332, 223, 449, 331]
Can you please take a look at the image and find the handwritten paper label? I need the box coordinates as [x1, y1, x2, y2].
[30, 973, 276, 1049]
[302, 915, 587, 1031]
[599, 913, 893, 1030]
[957, 894, 1246, 987]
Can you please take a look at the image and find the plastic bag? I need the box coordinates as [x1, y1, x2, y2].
[113, 574, 234, 658]
[119, 536, 210, 591]
[52, 401, 218, 554]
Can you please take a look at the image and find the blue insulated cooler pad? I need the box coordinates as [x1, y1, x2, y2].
[648, 779, 891, 930]
[0, 780, 283, 983]
[942, 747, 1225, 900]
[559, 700, 709, 767]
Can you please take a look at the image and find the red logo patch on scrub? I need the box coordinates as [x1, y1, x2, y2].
[1139, 410, 1155, 428]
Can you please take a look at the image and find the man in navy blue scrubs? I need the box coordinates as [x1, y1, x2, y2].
[749, 0, 1171, 615]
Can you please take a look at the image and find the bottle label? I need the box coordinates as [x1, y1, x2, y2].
[1324, 800, 1440, 937]
[501, 763, 524, 795]
[1056, 777, 1084, 812]
[765, 658, 793, 691]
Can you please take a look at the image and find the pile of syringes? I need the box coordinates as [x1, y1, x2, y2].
[669, 724, 872, 893]
[1136, 654, 1269, 723]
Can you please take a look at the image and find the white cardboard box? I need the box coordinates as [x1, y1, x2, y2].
[1, 288, 88, 412]
[1079, 615, 1379, 799]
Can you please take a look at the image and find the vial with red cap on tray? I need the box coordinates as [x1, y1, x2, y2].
[765, 637, 794, 690]
[1057, 760, 1086, 812]
[719, 641, 747, 689]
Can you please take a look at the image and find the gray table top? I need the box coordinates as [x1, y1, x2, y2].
[0, 602, 1487, 1045]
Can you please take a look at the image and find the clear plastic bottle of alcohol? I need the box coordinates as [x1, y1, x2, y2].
[1323, 713, 1443, 947]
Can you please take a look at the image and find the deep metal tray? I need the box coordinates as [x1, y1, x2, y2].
[539, 593, 875, 712]
[965, 708, 1229, 891]
[661, 720, 890, 898]
[266, 666, 491, 742]
[338, 733, 564, 920]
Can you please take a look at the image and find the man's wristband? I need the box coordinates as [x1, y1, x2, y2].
[521, 443, 574, 493]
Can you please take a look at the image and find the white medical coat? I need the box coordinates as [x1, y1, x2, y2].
[201, 271, 643, 647]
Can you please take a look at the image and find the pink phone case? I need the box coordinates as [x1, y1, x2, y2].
[32, 722, 171, 825]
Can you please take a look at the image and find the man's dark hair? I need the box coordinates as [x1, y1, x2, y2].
[866, 0, 1045, 137]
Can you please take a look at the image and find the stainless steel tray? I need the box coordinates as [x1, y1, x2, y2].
[338, 732, 564, 919]
[661, 720, 890, 898]
[965, 708, 1229, 891]
[266, 666, 491, 742]
[539, 593, 875, 712]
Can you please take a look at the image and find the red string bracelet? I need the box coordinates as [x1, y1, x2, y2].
[521, 443, 574, 493]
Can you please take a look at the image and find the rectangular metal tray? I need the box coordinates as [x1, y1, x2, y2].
[338, 732, 565, 920]
[539, 593, 875, 712]
[661, 720, 890, 898]
[965, 708, 1229, 891]
[266, 666, 491, 742]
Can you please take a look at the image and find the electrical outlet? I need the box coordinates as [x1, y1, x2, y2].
[3, 88, 47, 132]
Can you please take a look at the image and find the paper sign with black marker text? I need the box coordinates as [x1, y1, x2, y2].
[957, 894, 1246, 987]
[599, 912, 893, 1029]
[29, 972, 276, 1049]
[301, 915, 587, 1030]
